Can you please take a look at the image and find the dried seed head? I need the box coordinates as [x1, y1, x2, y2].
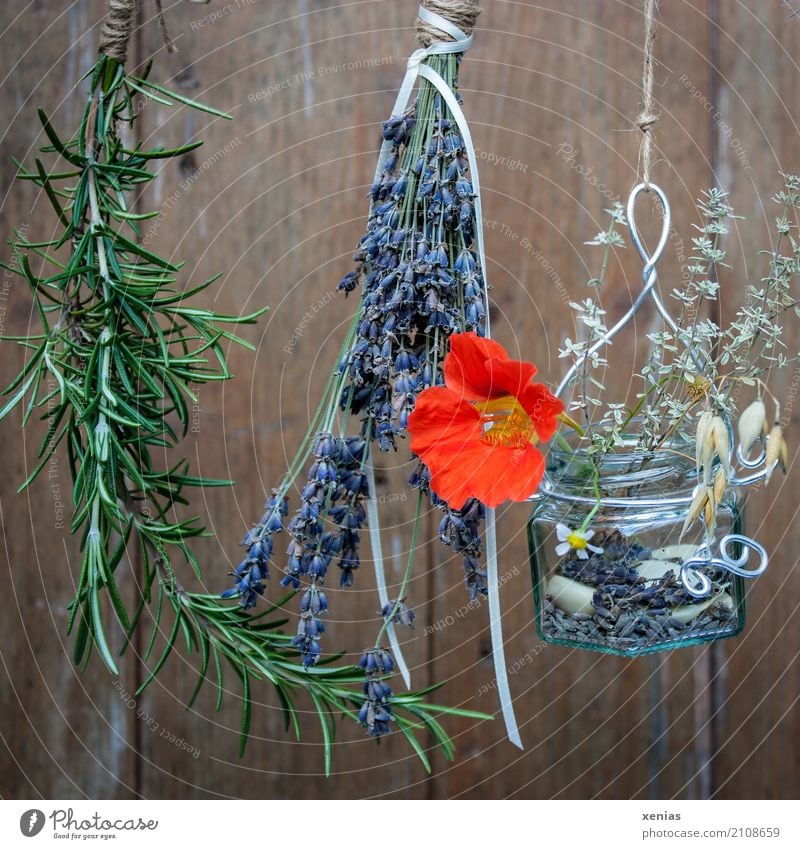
[713, 466, 728, 505]
[765, 424, 787, 482]
[686, 374, 712, 402]
[711, 415, 732, 478]
[681, 484, 711, 538]
[737, 399, 767, 458]
[696, 410, 715, 482]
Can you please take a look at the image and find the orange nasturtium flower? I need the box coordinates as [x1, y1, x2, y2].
[407, 332, 567, 510]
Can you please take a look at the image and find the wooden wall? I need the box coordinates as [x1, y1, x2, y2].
[1, 0, 799, 799]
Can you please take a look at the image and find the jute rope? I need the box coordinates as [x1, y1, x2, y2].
[637, 0, 660, 187]
[416, 0, 482, 47]
[154, 0, 177, 54]
[98, 0, 139, 63]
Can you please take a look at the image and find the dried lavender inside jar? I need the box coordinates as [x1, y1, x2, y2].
[528, 432, 746, 656]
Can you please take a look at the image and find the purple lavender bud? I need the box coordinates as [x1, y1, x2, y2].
[338, 270, 359, 293]
[455, 177, 473, 198]
[309, 553, 329, 578]
[394, 373, 417, 394]
[281, 573, 300, 590]
[392, 174, 408, 198]
[464, 279, 481, 299]
[359, 651, 378, 673]
[380, 600, 416, 629]
[454, 249, 477, 275]
[376, 652, 392, 675]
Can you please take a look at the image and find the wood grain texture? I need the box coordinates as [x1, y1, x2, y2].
[0, 0, 798, 799]
[704, 0, 800, 799]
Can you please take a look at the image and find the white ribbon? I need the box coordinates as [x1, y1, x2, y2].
[486, 507, 522, 747]
[370, 5, 520, 746]
[366, 459, 412, 688]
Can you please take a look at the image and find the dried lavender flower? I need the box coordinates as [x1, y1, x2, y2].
[380, 599, 416, 629]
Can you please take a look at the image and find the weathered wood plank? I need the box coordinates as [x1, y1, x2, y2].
[707, 0, 800, 800]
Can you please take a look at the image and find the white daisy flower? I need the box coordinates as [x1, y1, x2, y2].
[555, 523, 604, 560]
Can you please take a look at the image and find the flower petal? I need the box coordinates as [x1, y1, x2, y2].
[407, 386, 481, 457]
[483, 356, 537, 400]
[556, 523, 571, 541]
[477, 442, 546, 506]
[426, 439, 546, 510]
[587, 544, 604, 554]
[576, 548, 589, 560]
[519, 382, 564, 441]
[555, 541, 571, 556]
[444, 332, 524, 400]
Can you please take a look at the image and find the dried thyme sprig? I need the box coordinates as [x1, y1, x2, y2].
[720, 174, 800, 385]
[558, 202, 625, 456]
[559, 178, 800, 529]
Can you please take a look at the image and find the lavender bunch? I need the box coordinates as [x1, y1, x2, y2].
[341, 53, 491, 601]
[339, 53, 487, 454]
[225, 52, 492, 754]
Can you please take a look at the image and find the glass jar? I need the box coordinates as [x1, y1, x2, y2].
[528, 434, 746, 656]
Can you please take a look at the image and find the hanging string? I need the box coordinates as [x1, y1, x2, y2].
[154, 0, 177, 54]
[637, 0, 660, 188]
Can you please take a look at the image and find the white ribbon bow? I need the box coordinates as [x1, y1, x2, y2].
[366, 4, 522, 749]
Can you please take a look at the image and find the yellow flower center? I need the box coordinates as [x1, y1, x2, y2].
[475, 394, 538, 448]
[567, 532, 587, 550]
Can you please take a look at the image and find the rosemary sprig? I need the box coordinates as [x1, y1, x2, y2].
[1, 52, 267, 674]
[139, 574, 488, 769]
[1, 43, 490, 772]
